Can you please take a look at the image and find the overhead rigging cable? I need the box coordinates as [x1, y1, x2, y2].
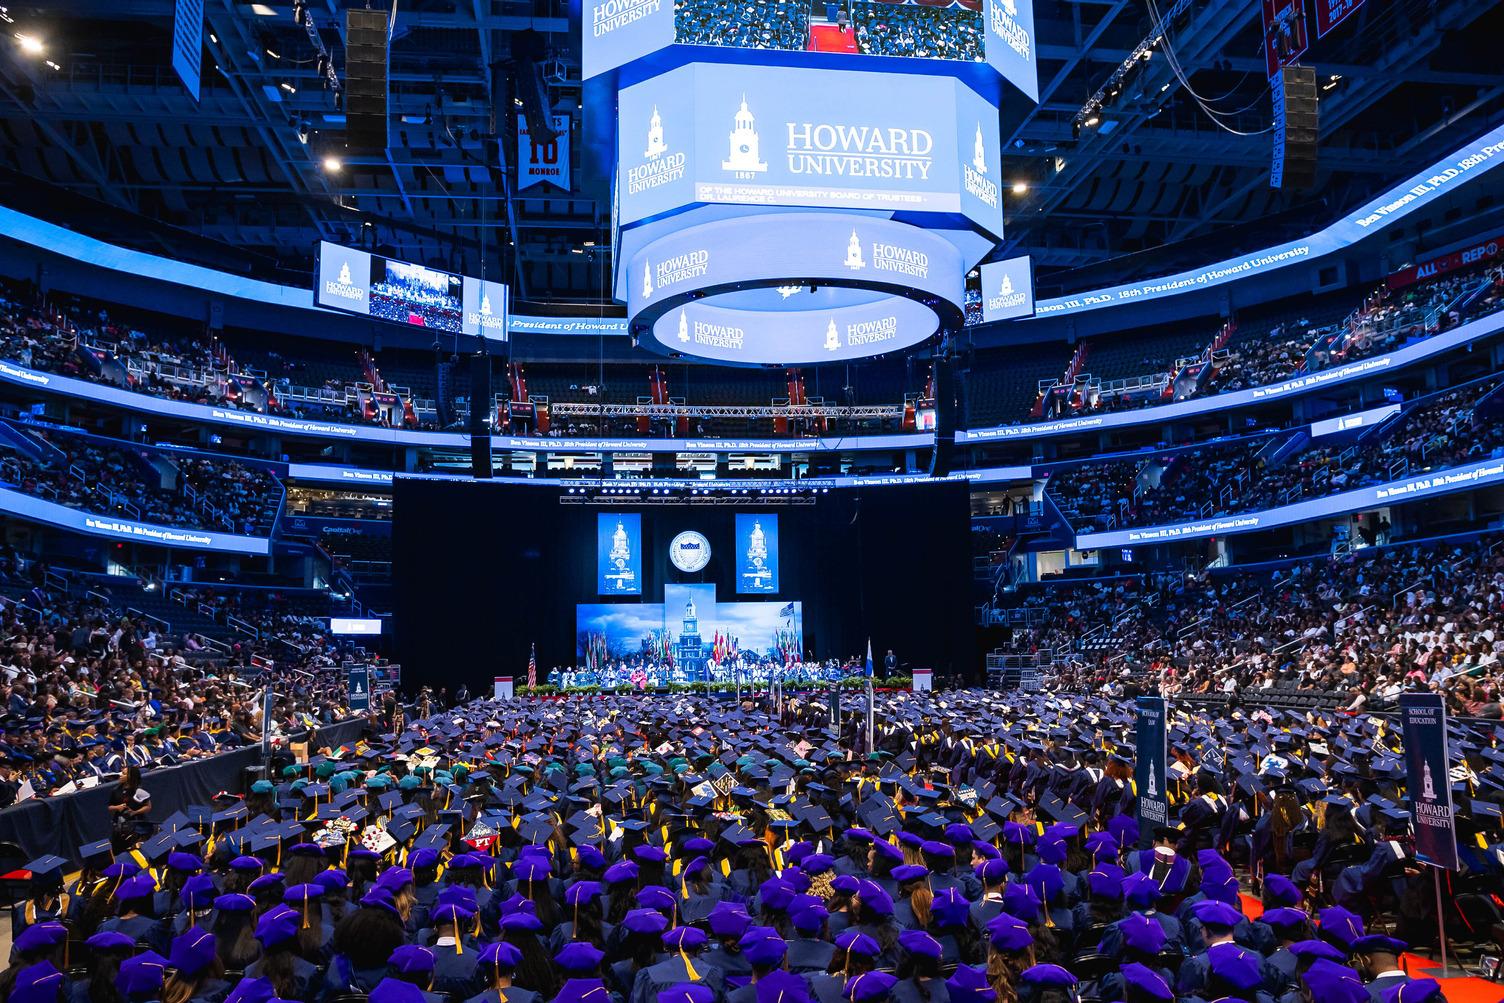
[1145, 0, 1273, 136]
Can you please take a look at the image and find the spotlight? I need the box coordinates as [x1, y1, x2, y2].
[322, 155, 343, 172]
[1011, 181, 1029, 195]
[15, 32, 43, 56]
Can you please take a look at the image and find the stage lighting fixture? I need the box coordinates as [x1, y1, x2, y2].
[14, 32, 43, 55]
[1011, 181, 1028, 195]
[322, 155, 343, 172]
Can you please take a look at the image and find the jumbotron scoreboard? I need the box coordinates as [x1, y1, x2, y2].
[582, 0, 1040, 365]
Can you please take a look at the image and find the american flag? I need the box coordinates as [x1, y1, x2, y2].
[527, 642, 537, 688]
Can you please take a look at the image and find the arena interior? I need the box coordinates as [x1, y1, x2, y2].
[0, 0, 1502, 1000]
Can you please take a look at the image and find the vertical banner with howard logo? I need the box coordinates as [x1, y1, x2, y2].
[979, 256, 1034, 323]
[597, 512, 642, 595]
[348, 665, 371, 713]
[1135, 696, 1169, 848]
[1401, 692, 1459, 870]
[517, 113, 572, 192]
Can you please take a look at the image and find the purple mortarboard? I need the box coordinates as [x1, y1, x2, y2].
[984, 912, 1032, 952]
[1318, 906, 1366, 948]
[567, 881, 603, 905]
[555, 942, 605, 972]
[1259, 907, 1309, 934]
[1263, 873, 1302, 906]
[224, 976, 277, 1003]
[1034, 840, 1066, 866]
[1120, 962, 1173, 1002]
[657, 984, 715, 1003]
[1018, 965, 1076, 988]
[603, 860, 639, 883]
[13, 923, 67, 954]
[844, 971, 897, 1002]
[481, 942, 524, 968]
[1288, 939, 1346, 962]
[1108, 816, 1139, 845]
[115, 872, 157, 901]
[10, 961, 65, 1003]
[169, 928, 218, 976]
[1191, 899, 1244, 929]
[663, 926, 708, 950]
[1086, 869, 1122, 900]
[834, 930, 881, 957]
[754, 969, 810, 1003]
[945, 965, 994, 1003]
[549, 978, 615, 1003]
[1350, 934, 1408, 956]
[85, 931, 135, 951]
[1001, 882, 1039, 922]
[1122, 871, 1159, 907]
[388, 944, 437, 974]
[854, 880, 894, 916]
[976, 858, 1008, 884]
[622, 907, 670, 935]
[896, 929, 942, 960]
[1120, 912, 1168, 955]
[368, 980, 427, 1003]
[931, 886, 971, 927]
[1205, 943, 1264, 991]
[740, 927, 788, 967]
[254, 906, 300, 948]
[1299, 959, 1369, 1003]
[636, 886, 676, 912]
[115, 951, 169, 996]
[1384, 979, 1443, 1003]
[706, 902, 752, 938]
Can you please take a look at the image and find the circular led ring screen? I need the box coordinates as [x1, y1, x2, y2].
[628, 212, 965, 365]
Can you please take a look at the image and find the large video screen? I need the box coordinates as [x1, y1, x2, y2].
[575, 583, 802, 683]
[735, 513, 779, 593]
[597, 512, 643, 594]
[583, 0, 1038, 103]
[371, 258, 463, 333]
[315, 242, 509, 340]
[616, 62, 1003, 236]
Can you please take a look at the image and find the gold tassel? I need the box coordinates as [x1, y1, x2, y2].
[680, 948, 700, 981]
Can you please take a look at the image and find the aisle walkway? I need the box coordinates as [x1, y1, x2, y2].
[808, 24, 858, 52]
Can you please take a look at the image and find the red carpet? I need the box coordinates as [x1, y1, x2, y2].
[1241, 895, 1504, 1002]
[807, 25, 858, 53]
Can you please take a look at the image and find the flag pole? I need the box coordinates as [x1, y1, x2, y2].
[864, 639, 875, 753]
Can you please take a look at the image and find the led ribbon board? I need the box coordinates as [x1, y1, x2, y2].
[628, 213, 963, 364]
[616, 62, 1003, 237]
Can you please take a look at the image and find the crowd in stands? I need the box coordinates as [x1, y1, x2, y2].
[674, 0, 810, 50]
[1013, 261, 1504, 430]
[0, 426, 283, 535]
[1006, 533, 1504, 720]
[1047, 375, 1504, 532]
[0, 558, 367, 804]
[851, 2, 984, 60]
[4, 258, 1502, 448]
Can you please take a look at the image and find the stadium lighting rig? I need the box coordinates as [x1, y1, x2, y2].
[1072, 0, 1191, 136]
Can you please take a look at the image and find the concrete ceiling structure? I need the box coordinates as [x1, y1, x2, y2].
[1, 0, 1501, 305]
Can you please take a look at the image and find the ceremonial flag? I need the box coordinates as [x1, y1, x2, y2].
[864, 639, 874, 678]
[528, 642, 537, 688]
